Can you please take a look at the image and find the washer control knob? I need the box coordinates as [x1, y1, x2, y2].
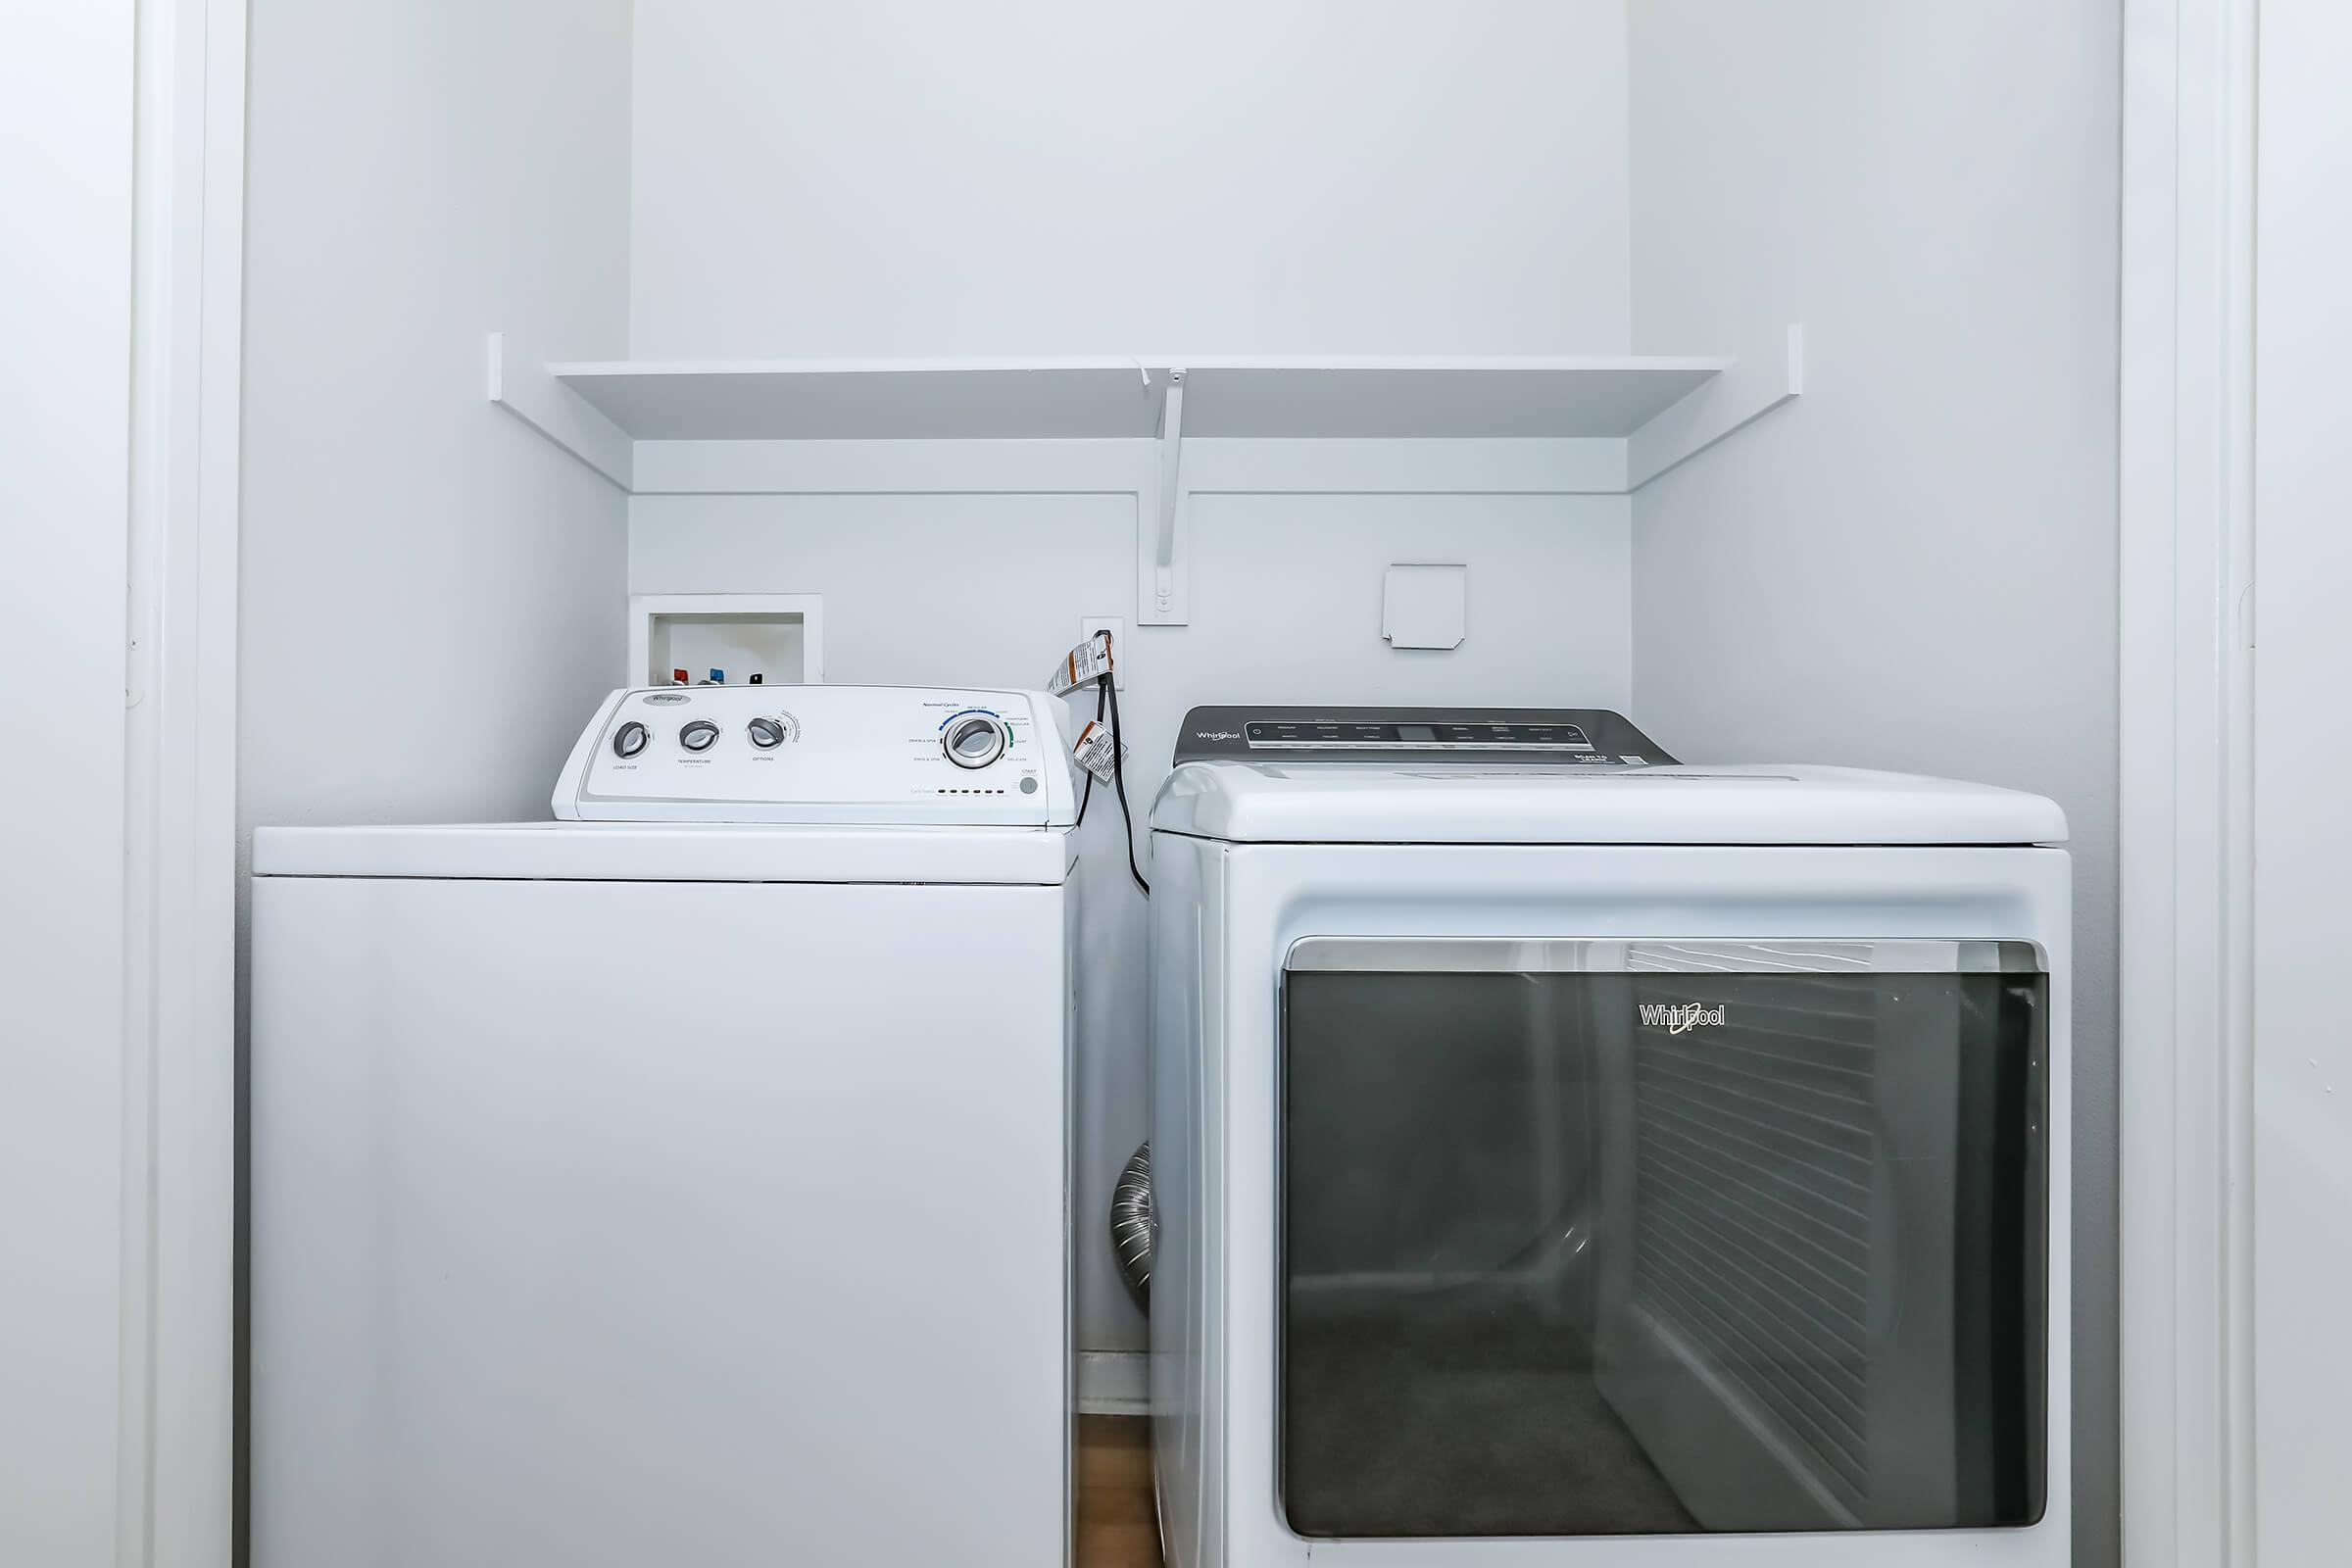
[747, 716, 787, 750]
[943, 712, 1008, 770]
[612, 720, 650, 760]
[679, 719, 720, 753]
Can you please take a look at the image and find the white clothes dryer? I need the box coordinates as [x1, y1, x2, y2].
[1147, 706, 2070, 1568]
[250, 685, 1081, 1568]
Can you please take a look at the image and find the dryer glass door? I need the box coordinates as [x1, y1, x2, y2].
[1277, 938, 2047, 1539]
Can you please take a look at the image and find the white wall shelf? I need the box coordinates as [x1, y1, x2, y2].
[488, 329, 1804, 622]
[554, 359, 1169, 441]
[531, 352, 1765, 443]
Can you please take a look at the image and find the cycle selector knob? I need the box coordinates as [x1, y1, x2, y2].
[612, 720, 650, 760]
[943, 712, 1008, 770]
[678, 719, 720, 753]
[747, 716, 787, 750]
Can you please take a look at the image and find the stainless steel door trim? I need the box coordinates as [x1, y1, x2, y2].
[1281, 936, 2045, 974]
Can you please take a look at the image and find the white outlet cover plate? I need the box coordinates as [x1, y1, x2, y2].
[1080, 616, 1126, 689]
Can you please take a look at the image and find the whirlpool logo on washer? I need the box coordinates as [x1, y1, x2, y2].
[1639, 1002, 1728, 1035]
[1196, 729, 1242, 741]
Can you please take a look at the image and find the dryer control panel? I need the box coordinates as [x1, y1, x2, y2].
[553, 685, 1081, 826]
[1173, 705, 1678, 767]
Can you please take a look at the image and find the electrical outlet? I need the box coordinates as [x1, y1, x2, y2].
[1080, 617, 1126, 689]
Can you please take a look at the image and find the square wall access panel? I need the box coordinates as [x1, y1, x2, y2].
[1383, 564, 1469, 650]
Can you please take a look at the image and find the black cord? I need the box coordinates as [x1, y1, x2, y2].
[1072, 676, 1107, 828]
[1103, 673, 1150, 896]
[1064, 630, 1148, 895]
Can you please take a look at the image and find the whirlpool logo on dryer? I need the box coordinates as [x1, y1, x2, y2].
[1639, 1002, 1728, 1035]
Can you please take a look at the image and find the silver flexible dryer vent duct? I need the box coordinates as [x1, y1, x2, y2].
[1110, 1142, 1153, 1309]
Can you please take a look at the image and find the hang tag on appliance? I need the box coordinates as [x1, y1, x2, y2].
[1072, 718, 1124, 784]
[1049, 632, 1114, 696]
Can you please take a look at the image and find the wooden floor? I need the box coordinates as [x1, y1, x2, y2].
[1076, 1415, 1161, 1567]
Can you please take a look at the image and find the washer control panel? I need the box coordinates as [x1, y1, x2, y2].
[553, 685, 1080, 826]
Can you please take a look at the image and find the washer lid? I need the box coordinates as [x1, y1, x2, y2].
[1148, 761, 2069, 847]
[251, 821, 1076, 885]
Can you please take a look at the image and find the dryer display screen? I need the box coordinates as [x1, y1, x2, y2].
[1172, 706, 1678, 766]
[1244, 720, 1592, 751]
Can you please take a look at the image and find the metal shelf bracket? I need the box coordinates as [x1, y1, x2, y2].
[1142, 367, 1189, 624]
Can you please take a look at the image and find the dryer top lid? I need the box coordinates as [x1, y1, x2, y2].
[1148, 760, 2069, 847]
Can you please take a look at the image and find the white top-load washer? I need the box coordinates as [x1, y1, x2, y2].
[1148, 707, 2070, 1568]
[250, 686, 1081, 1568]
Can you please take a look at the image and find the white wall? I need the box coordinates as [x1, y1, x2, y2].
[1624, 5, 2122, 1563]
[631, 479, 1635, 1349]
[0, 9, 136, 1564]
[2252, 2, 2352, 1560]
[241, 0, 633, 835]
[628, 0, 1635, 358]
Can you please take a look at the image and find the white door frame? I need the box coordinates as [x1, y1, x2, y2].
[2117, 0, 2259, 1562]
[127, 0, 245, 1563]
